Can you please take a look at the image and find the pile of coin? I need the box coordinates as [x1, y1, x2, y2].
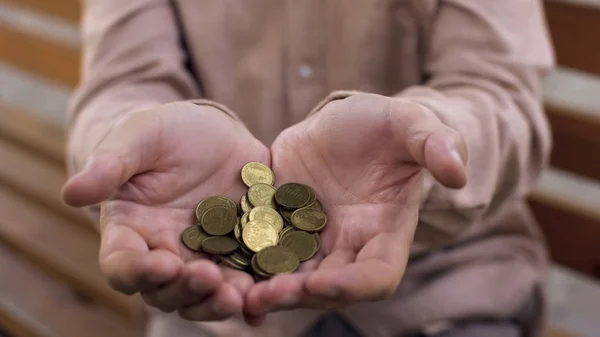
[181, 162, 326, 279]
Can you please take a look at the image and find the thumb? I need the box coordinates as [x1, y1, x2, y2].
[62, 113, 160, 207]
[393, 101, 468, 189]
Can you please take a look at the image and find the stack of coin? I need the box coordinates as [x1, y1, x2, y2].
[181, 162, 326, 279]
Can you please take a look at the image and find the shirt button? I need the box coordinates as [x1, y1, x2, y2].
[298, 64, 313, 79]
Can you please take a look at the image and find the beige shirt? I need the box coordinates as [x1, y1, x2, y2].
[67, 0, 555, 336]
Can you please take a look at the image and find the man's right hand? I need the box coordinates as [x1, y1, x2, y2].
[62, 102, 270, 321]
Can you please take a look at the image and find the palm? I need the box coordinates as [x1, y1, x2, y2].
[64, 103, 270, 318]
[271, 112, 423, 271]
[102, 107, 269, 264]
[244, 94, 466, 320]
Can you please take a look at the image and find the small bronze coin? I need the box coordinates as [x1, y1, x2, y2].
[291, 208, 327, 233]
[249, 206, 283, 233]
[196, 196, 237, 220]
[313, 233, 321, 251]
[274, 183, 312, 210]
[251, 254, 272, 278]
[242, 220, 279, 253]
[248, 183, 277, 209]
[230, 250, 252, 267]
[241, 162, 274, 187]
[240, 243, 254, 256]
[241, 212, 250, 227]
[306, 199, 323, 212]
[202, 236, 240, 255]
[181, 225, 209, 251]
[256, 246, 300, 275]
[279, 226, 296, 242]
[201, 206, 238, 236]
[240, 194, 253, 213]
[233, 222, 243, 243]
[280, 231, 319, 261]
[303, 184, 317, 208]
[279, 207, 293, 223]
[219, 255, 246, 270]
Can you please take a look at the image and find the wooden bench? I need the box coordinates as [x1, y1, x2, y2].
[0, 0, 598, 336]
[529, 0, 600, 281]
[0, 1, 145, 336]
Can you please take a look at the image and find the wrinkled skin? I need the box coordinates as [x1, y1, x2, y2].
[62, 94, 467, 325]
[62, 102, 270, 321]
[244, 93, 466, 324]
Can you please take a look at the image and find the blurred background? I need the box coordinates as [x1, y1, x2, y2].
[0, 1, 598, 337]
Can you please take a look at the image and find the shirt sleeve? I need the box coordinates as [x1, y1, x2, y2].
[398, 0, 555, 244]
[67, 0, 201, 175]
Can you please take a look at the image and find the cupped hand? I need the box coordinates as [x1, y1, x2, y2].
[245, 93, 467, 321]
[62, 102, 270, 321]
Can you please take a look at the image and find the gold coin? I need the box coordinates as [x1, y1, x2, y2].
[303, 184, 317, 208]
[233, 222, 243, 243]
[196, 196, 237, 220]
[201, 206, 238, 236]
[274, 183, 311, 210]
[202, 236, 239, 255]
[242, 220, 279, 253]
[219, 255, 246, 270]
[249, 206, 283, 233]
[241, 162, 274, 187]
[306, 199, 323, 212]
[231, 250, 252, 267]
[256, 246, 300, 275]
[280, 231, 319, 262]
[279, 207, 293, 223]
[240, 243, 254, 256]
[240, 193, 253, 213]
[241, 212, 250, 227]
[247, 183, 277, 209]
[181, 225, 209, 251]
[313, 233, 321, 251]
[251, 254, 272, 278]
[291, 208, 327, 233]
[279, 226, 296, 242]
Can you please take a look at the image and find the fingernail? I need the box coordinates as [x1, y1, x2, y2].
[450, 149, 465, 167]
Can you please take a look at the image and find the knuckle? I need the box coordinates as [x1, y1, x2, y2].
[106, 277, 137, 295]
[178, 308, 229, 322]
[141, 293, 176, 312]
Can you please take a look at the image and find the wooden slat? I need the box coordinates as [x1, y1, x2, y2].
[545, 0, 600, 76]
[0, 244, 140, 337]
[0, 137, 96, 232]
[545, 327, 580, 337]
[529, 192, 600, 279]
[2, 0, 80, 24]
[0, 102, 65, 166]
[0, 183, 138, 321]
[0, 22, 79, 88]
[545, 103, 600, 181]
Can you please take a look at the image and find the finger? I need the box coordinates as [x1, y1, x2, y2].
[221, 267, 254, 295]
[178, 283, 243, 321]
[62, 112, 160, 207]
[141, 260, 223, 312]
[314, 248, 354, 271]
[245, 273, 304, 315]
[306, 234, 409, 302]
[99, 224, 182, 294]
[391, 101, 467, 188]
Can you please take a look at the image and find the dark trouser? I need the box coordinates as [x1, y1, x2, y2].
[300, 288, 542, 337]
[300, 313, 521, 337]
